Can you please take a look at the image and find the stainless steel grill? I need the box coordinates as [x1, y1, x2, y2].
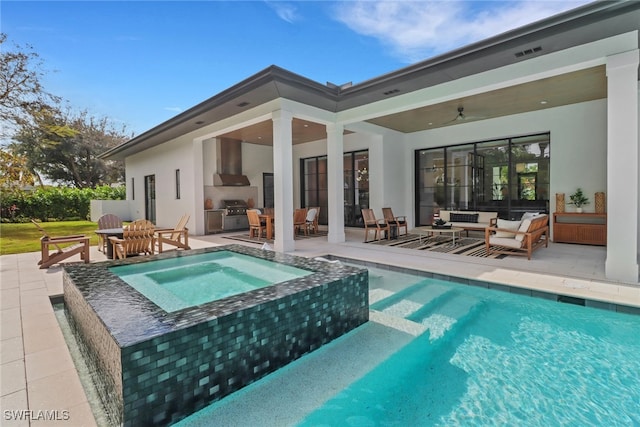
[222, 199, 248, 216]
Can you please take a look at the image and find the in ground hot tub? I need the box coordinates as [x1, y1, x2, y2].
[63, 244, 368, 426]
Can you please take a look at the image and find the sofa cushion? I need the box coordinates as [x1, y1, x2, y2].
[515, 218, 532, 242]
[489, 236, 523, 248]
[494, 219, 521, 238]
[450, 213, 479, 223]
[477, 211, 498, 224]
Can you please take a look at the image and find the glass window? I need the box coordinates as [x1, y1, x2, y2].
[175, 169, 181, 200]
[415, 133, 550, 224]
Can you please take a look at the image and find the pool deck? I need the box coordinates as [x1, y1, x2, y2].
[2, 228, 639, 426]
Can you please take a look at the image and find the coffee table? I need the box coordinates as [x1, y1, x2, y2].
[415, 226, 464, 246]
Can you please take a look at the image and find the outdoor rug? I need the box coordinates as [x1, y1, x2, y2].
[224, 230, 328, 245]
[365, 233, 508, 259]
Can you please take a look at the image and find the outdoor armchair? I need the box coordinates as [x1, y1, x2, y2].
[31, 219, 90, 269]
[156, 214, 190, 253]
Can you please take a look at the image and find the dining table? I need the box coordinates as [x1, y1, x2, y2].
[94, 227, 124, 260]
[258, 214, 274, 240]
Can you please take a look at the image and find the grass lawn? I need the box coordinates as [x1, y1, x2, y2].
[0, 221, 101, 255]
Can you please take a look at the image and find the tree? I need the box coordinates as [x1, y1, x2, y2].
[0, 149, 37, 190]
[0, 33, 60, 135]
[10, 107, 127, 188]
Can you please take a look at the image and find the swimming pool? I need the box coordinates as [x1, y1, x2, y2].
[110, 251, 312, 312]
[177, 260, 640, 426]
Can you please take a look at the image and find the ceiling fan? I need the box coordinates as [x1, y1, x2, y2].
[448, 106, 484, 123]
[452, 106, 467, 122]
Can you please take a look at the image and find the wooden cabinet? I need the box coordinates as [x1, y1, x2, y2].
[552, 212, 606, 245]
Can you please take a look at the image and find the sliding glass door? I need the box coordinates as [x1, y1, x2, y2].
[416, 133, 550, 224]
[300, 150, 369, 227]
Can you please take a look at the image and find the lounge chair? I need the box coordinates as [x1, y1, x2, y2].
[109, 219, 155, 259]
[361, 208, 390, 242]
[485, 214, 549, 260]
[156, 214, 190, 253]
[96, 213, 122, 252]
[31, 219, 90, 269]
[382, 207, 407, 238]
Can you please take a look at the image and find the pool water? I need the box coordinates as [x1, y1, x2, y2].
[177, 263, 640, 426]
[109, 250, 311, 312]
[298, 266, 640, 426]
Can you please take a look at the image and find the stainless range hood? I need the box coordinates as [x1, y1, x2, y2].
[214, 173, 251, 186]
[214, 138, 251, 186]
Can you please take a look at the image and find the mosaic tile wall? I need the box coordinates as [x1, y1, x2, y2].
[63, 245, 368, 426]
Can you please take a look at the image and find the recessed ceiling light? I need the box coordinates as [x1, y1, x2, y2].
[540, 100, 548, 105]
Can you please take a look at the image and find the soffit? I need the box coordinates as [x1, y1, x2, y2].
[217, 66, 606, 144]
[366, 66, 607, 133]
[218, 118, 351, 146]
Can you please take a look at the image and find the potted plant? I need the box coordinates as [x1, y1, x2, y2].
[569, 188, 589, 213]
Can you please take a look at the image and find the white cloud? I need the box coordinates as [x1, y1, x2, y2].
[265, 1, 300, 23]
[333, 0, 593, 63]
[164, 107, 182, 113]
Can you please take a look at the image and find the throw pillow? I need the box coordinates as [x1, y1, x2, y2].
[521, 212, 540, 221]
[515, 218, 532, 242]
[450, 213, 479, 223]
[494, 219, 520, 238]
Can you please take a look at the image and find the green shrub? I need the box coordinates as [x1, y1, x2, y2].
[0, 185, 125, 222]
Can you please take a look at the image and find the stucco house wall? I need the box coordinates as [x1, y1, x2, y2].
[126, 134, 198, 229]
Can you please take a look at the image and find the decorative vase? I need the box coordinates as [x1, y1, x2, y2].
[556, 193, 565, 213]
[595, 192, 605, 213]
[576, 207, 583, 213]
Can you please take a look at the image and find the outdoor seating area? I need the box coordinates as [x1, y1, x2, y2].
[485, 213, 549, 260]
[247, 207, 319, 240]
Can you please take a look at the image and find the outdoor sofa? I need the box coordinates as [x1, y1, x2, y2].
[438, 210, 498, 235]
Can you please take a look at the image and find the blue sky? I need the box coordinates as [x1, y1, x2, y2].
[3, 1, 591, 136]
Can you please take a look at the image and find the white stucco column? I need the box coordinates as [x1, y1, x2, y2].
[327, 123, 345, 243]
[192, 138, 205, 235]
[605, 49, 639, 283]
[272, 110, 295, 252]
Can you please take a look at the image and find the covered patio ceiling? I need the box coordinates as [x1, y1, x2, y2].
[219, 65, 606, 146]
